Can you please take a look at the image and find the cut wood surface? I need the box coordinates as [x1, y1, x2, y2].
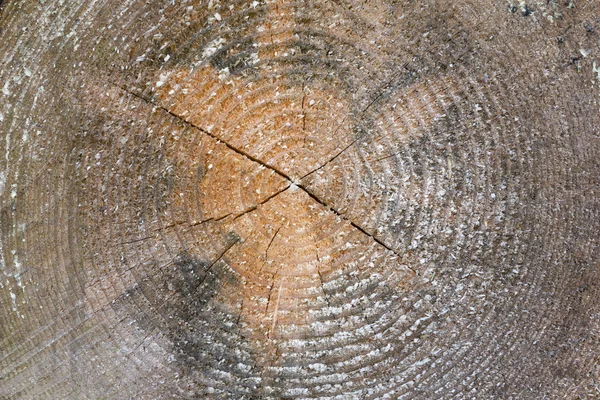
[1, 0, 599, 398]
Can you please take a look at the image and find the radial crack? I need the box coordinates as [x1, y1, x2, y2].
[189, 217, 219, 227]
[301, 92, 307, 134]
[298, 135, 360, 181]
[299, 62, 415, 181]
[297, 181, 417, 274]
[187, 238, 240, 306]
[265, 226, 281, 259]
[232, 184, 291, 221]
[235, 298, 244, 327]
[189, 183, 288, 227]
[265, 265, 281, 314]
[115, 83, 414, 273]
[268, 280, 283, 339]
[314, 242, 332, 310]
[114, 83, 294, 185]
[371, 151, 401, 163]
[118, 235, 156, 246]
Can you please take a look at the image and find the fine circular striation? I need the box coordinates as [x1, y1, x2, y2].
[1, 0, 599, 399]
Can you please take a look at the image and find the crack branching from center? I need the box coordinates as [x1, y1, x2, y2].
[116, 84, 415, 274]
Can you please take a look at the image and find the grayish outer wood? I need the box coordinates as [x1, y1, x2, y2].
[0, 0, 599, 398]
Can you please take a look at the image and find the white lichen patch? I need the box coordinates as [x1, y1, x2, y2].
[593, 61, 600, 83]
[580, 48, 591, 59]
[2, 81, 11, 96]
[155, 72, 171, 88]
[202, 38, 226, 59]
[10, 291, 17, 311]
[308, 363, 328, 373]
[218, 67, 230, 81]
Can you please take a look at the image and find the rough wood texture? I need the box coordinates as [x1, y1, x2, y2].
[1, 0, 600, 398]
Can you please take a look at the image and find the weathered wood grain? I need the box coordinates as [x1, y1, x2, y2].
[1, 0, 599, 398]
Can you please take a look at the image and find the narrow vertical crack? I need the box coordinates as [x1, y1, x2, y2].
[235, 298, 244, 327]
[264, 264, 282, 321]
[187, 237, 240, 307]
[265, 226, 281, 259]
[301, 80, 307, 136]
[314, 241, 332, 310]
[268, 280, 283, 339]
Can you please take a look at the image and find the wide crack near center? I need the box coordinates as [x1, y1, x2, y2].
[115, 83, 416, 274]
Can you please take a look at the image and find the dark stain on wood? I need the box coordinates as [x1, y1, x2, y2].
[210, 36, 259, 76]
[112, 246, 261, 397]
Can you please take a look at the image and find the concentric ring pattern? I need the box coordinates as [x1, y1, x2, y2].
[1, 0, 599, 398]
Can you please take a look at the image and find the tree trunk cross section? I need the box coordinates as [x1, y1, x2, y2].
[0, 0, 599, 398]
